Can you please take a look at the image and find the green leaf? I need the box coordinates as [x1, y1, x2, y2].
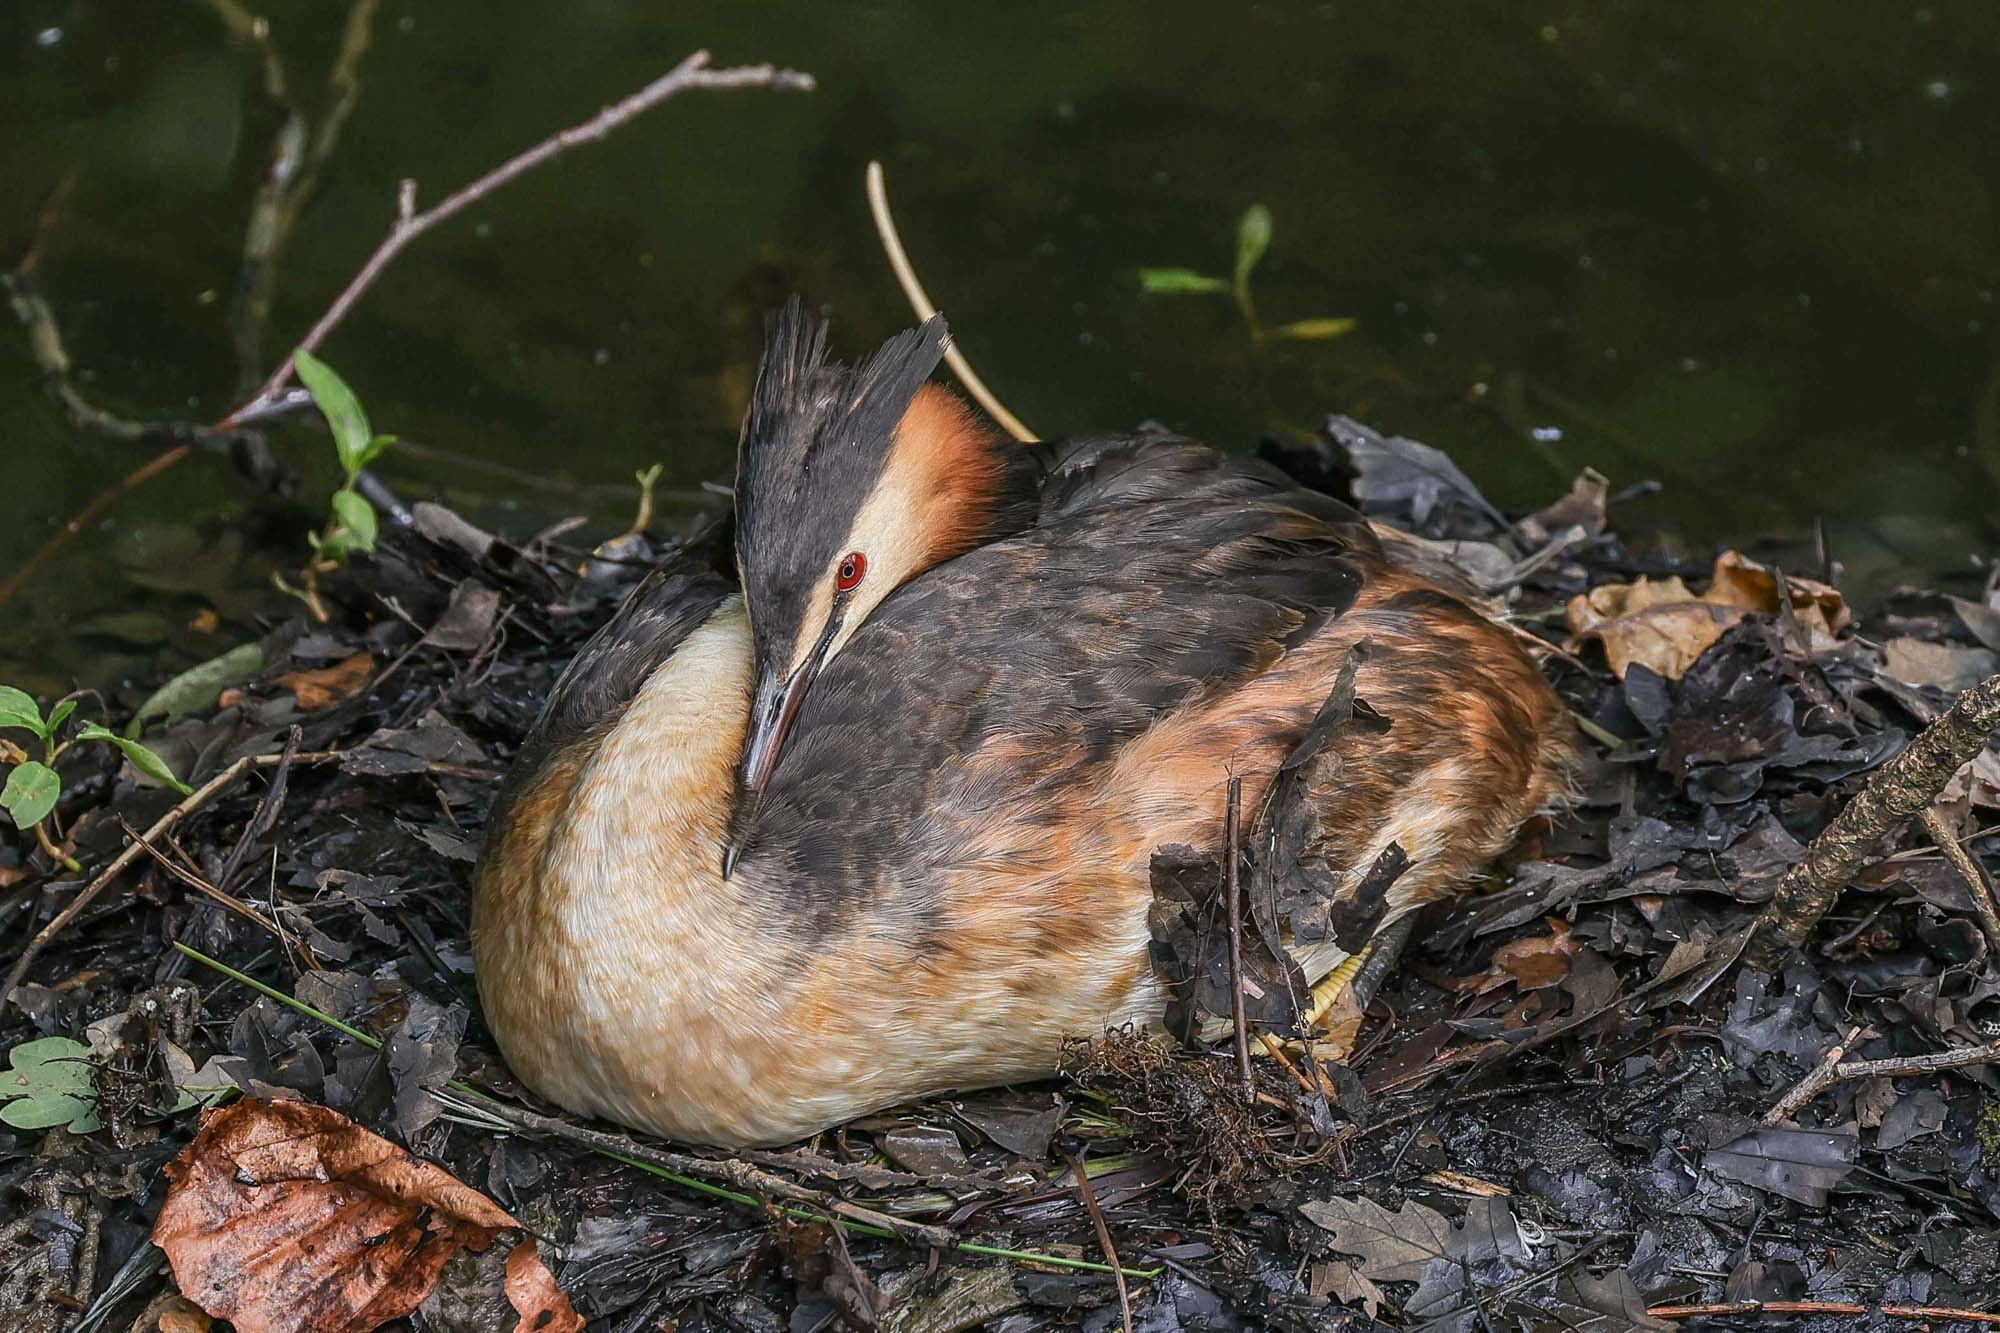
[2, 762, 60, 828]
[0, 1036, 101, 1132]
[44, 699, 78, 736]
[293, 349, 374, 478]
[355, 433, 397, 471]
[126, 642, 265, 737]
[1233, 204, 1273, 292]
[1270, 317, 1359, 342]
[330, 489, 380, 554]
[76, 724, 194, 794]
[1139, 267, 1228, 295]
[0, 686, 45, 739]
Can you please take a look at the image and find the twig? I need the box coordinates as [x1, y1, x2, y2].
[1750, 671, 2000, 966]
[223, 51, 815, 426]
[1836, 1039, 2000, 1080]
[1066, 1154, 1134, 1333]
[0, 443, 194, 610]
[1920, 805, 2000, 953]
[1762, 1024, 1862, 1124]
[1, 750, 342, 1006]
[457, 1096, 958, 1250]
[213, 0, 385, 391]
[1223, 775, 1253, 1103]
[170, 939, 1159, 1280]
[118, 819, 287, 943]
[1645, 1300, 2000, 1325]
[864, 160, 1039, 443]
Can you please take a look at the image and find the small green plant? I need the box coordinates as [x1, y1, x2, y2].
[1, 686, 190, 872]
[281, 349, 396, 620]
[0, 1036, 102, 1132]
[1139, 203, 1357, 348]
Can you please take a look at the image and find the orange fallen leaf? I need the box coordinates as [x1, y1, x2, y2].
[278, 652, 373, 710]
[1564, 550, 1848, 680]
[505, 1239, 585, 1333]
[1480, 919, 1583, 993]
[154, 1098, 579, 1333]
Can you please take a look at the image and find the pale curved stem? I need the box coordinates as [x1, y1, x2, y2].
[864, 160, 1038, 444]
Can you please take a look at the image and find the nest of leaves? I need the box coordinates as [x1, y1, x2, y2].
[3, 419, 1999, 1333]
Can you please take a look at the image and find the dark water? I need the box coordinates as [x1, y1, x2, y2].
[5, 2, 1997, 696]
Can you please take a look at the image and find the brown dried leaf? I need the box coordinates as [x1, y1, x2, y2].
[1564, 550, 1847, 680]
[1705, 550, 1849, 637]
[1298, 1194, 1454, 1282]
[1881, 637, 2000, 694]
[278, 652, 373, 711]
[153, 1098, 576, 1333]
[1481, 919, 1583, 992]
[1517, 467, 1609, 546]
[1310, 1259, 1387, 1316]
[504, 1238, 584, 1333]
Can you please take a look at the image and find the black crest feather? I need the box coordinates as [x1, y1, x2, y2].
[734, 298, 950, 664]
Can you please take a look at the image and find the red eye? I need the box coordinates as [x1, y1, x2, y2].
[836, 551, 867, 591]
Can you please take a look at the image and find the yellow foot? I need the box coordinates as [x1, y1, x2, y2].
[1303, 949, 1368, 1030]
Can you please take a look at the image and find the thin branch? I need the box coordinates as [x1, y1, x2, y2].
[2, 51, 813, 608]
[219, 0, 385, 392]
[864, 160, 1039, 443]
[0, 443, 192, 610]
[1223, 775, 1253, 1103]
[1646, 1300, 2000, 1325]
[1836, 1038, 2000, 1080]
[1919, 805, 2000, 953]
[1, 751, 343, 1007]
[440, 1094, 959, 1252]
[1750, 671, 2000, 965]
[1762, 1024, 1862, 1124]
[1065, 1154, 1133, 1333]
[222, 50, 814, 426]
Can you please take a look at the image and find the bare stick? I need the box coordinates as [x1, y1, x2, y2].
[864, 160, 1039, 443]
[214, 0, 386, 391]
[1836, 1038, 2000, 1080]
[1919, 805, 2000, 953]
[1065, 1154, 1133, 1333]
[2, 751, 343, 1006]
[1223, 775, 1253, 1103]
[1750, 671, 2000, 965]
[1646, 1300, 2000, 1325]
[452, 1096, 958, 1251]
[223, 51, 814, 426]
[1762, 1024, 1862, 1124]
[0, 443, 191, 610]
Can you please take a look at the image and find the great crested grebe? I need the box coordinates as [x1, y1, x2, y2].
[472, 302, 1576, 1147]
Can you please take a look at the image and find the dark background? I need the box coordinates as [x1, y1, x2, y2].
[5, 1, 1997, 692]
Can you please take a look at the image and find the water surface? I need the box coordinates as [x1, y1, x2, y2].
[4, 2, 1996, 693]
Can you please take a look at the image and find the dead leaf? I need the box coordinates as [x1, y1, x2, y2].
[279, 652, 373, 711]
[1702, 1122, 1857, 1207]
[1298, 1194, 1454, 1282]
[503, 1239, 584, 1333]
[1310, 1259, 1386, 1316]
[133, 1293, 213, 1333]
[423, 580, 503, 653]
[1481, 919, 1583, 992]
[1704, 551, 1848, 638]
[1881, 637, 2000, 694]
[1517, 468, 1609, 546]
[1565, 550, 1847, 680]
[153, 1098, 578, 1333]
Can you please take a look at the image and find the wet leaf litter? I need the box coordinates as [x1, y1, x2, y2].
[0, 424, 1995, 1331]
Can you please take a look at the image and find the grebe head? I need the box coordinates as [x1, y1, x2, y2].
[728, 299, 1006, 869]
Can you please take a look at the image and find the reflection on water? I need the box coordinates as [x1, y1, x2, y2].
[3, 2, 1996, 694]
